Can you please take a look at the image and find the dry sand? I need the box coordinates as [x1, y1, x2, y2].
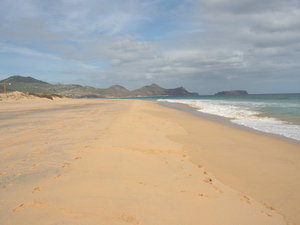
[0, 98, 299, 225]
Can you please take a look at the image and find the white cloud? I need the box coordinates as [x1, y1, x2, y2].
[0, 0, 300, 93]
[0, 42, 60, 60]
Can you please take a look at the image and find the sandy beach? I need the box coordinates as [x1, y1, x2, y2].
[1, 98, 299, 225]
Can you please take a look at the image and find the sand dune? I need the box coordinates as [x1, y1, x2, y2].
[0, 98, 298, 225]
[0, 91, 39, 101]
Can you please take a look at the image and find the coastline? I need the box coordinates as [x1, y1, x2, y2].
[1, 98, 299, 225]
[157, 100, 300, 224]
[158, 101, 300, 146]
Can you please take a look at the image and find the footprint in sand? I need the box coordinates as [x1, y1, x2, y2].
[263, 203, 275, 211]
[202, 177, 224, 193]
[118, 214, 140, 225]
[240, 194, 251, 205]
[54, 174, 64, 179]
[32, 163, 40, 167]
[198, 193, 219, 199]
[62, 164, 70, 169]
[13, 202, 47, 212]
[212, 185, 223, 194]
[203, 177, 213, 184]
[32, 186, 44, 193]
[261, 210, 272, 217]
[83, 145, 91, 149]
[198, 193, 209, 197]
[13, 202, 86, 218]
[14, 173, 22, 177]
[73, 156, 82, 160]
[30, 163, 41, 170]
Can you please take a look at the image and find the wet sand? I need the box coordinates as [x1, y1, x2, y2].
[0, 98, 298, 225]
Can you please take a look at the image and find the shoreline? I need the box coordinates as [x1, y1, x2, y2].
[157, 100, 300, 224]
[158, 101, 300, 146]
[1, 98, 299, 225]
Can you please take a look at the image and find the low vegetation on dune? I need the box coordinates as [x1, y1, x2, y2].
[0, 91, 64, 101]
[28, 93, 63, 100]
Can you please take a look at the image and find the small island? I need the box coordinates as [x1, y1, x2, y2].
[214, 90, 248, 96]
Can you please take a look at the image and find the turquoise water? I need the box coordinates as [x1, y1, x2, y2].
[147, 93, 300, 141]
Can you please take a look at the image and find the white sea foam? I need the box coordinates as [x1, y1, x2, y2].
[233, 117, 300, 141]
[158, 99, 300, 141]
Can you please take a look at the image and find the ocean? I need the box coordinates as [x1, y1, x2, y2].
[156, 93, 300, 141]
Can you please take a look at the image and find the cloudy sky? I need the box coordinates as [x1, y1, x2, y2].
[0, 0, 300, 94]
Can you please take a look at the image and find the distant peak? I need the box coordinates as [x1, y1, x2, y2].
[1, 75, 49, 84]
[110, 84, 125, 88]
[108, 85, 129, 91]
[149, 83, 161, 88]
[175, 86, 186, 90]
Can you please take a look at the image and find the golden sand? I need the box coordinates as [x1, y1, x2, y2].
[0, 98, 299, 225]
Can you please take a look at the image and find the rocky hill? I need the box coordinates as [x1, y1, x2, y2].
[0, 75, 198, 98]
[130, 84, 198, 97]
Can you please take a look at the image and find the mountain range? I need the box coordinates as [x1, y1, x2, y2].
[0, 75, 198, 98]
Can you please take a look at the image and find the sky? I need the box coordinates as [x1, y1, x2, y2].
[0, 0, 300, 94]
